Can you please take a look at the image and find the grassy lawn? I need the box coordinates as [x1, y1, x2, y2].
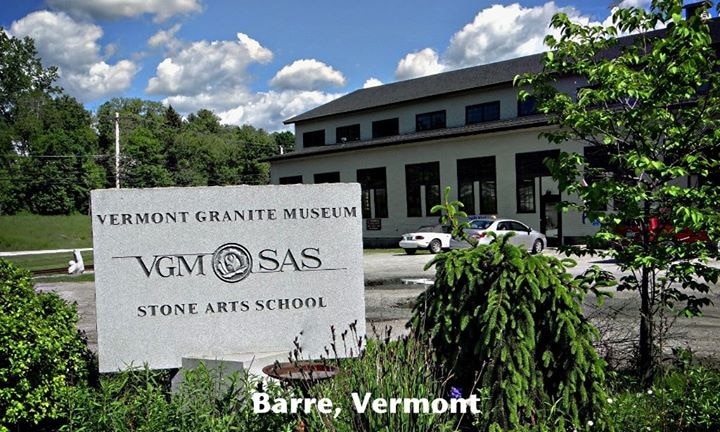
[0, 214, 92, 251]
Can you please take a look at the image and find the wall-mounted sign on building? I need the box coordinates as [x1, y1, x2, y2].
[91, 184, 365, 373]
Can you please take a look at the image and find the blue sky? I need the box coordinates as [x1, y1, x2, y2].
[1, 0, 648, 131]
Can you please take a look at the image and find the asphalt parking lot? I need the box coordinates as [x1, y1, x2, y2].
[36, 249, 720, 361]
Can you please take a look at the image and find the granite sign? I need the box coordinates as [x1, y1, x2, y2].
[91, 184, 365, 372]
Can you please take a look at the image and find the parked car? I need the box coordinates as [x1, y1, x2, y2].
[399, 224, 453, 255]
[451, 218, 546, 254]
[614, 216, 718, 253]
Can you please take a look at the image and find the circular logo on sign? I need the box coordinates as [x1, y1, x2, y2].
[212, 243, 252, 283]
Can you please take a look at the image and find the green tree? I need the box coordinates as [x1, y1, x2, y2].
[271, 130, 295, 153]
[95, 98, 168, 188]
[517, 0, 720, 381]
[0, 29, 59, 125]
[3, 92, 104, 214]
[0, 30, 65, 214]
[122, 126, 172, 188]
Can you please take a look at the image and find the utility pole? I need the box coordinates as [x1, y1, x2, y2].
[115, 112, 120, 189]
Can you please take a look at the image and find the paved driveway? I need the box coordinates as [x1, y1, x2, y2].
[36, 249, 720, 361]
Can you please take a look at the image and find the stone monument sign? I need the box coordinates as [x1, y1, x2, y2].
[91, 184, 365, 373]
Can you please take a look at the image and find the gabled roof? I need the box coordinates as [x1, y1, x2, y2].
[284, 53, 544, 125]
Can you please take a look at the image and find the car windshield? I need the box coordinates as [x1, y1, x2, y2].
[417, 226, 439, 233]
[468, 219, 493, 229]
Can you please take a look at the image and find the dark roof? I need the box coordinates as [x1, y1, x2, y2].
[284, 53, 544, 124]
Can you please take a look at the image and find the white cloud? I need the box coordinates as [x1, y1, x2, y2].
[395, 2, 606, 80]
[146, 33, 273, 96]
[9, 10, 138, 102]
[146, 34, 347, 131]
[395, 48, 446, 80]
[270, 59, 346, 91]
[217, 90, 345, 132]
[148, 24, 182, 50]
[47, 0, 202, 22]
[444, 2, 592, 68]
[363, 78, 383, 88]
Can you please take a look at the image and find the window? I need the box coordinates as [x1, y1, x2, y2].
[515, 150, 559, 213]
[372, 118, 399, 138]
[357, 167, 388, 218]
[466, 101, 500, 124]
[509, 221, 529, 232]
[457, 157, 497, 215]
[303, 130, 325, 148]
[279, 175, 302, 184]
[517, 95, 537, 117]
[416, 110, 446, 131]
[335, 124, 360, 143]
[516, 178, 535, 212]
[313, 171, 340, 183]
[405, 162, 440, 217]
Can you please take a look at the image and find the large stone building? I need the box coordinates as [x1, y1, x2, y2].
[267, 53, 596, 247]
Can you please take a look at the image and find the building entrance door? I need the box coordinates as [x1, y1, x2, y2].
[540, 191, 561, 247]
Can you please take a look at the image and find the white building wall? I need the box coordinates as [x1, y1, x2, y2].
[272, 125, 598, 245]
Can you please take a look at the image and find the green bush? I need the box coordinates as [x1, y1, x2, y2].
[302, 327, 460, 432]
[410, 191, 614, 431]
[61, 364, 296, 432]
[0, 259, 92, 431]
[608, 358, 720, 431]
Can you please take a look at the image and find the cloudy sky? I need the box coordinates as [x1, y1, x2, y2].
[1, 0, 650, 131]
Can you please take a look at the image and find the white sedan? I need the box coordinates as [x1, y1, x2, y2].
[399, 224, 453, 255]
[451, 218, 546, 254]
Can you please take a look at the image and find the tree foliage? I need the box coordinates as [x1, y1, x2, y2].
[0, 28, 59, 124]
[0, 27, 292, 215]
[516, 0, 720, 381]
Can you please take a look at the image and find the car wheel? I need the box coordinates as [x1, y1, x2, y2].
[428, 239, 442, 254]
[531, 239, 544, 254]
[404, 248, 417, 255]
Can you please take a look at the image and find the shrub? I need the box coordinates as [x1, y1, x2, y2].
[0, 259, 92, 431]
[409, 190, 614, 431]
[61, 364, 296, 432]
[301, 326, 460, 432]
[608, 353, 720, 431]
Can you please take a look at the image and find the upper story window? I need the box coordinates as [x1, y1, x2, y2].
[335, 124, 360, 143]
[303, 129, 325, 148]
[466, 101, 500, 125]
[372, 118, 399, 139]
[517, 95, 537, 117]
[416, 110, 446, 132]
[279, 175, 303, 184]
[313, 171, 340, 183]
